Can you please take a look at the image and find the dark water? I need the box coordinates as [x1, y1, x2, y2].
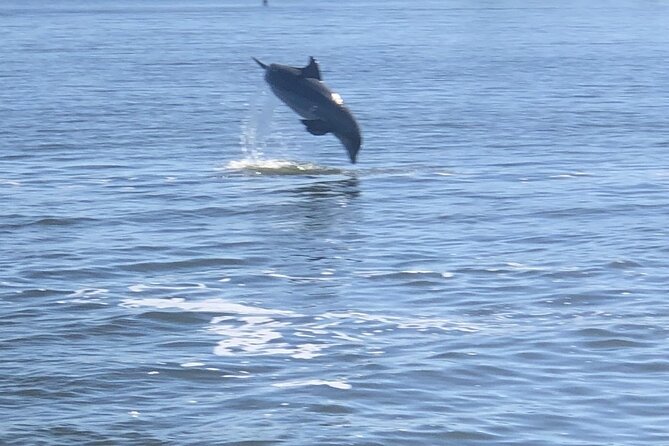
[2, 1, 669, 444]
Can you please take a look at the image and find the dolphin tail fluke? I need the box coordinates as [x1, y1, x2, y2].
[252, 57, 268, 69]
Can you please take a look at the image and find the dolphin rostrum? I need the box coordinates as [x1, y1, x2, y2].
[252, 57, 362, 163]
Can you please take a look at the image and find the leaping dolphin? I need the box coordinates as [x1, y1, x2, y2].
[252, 57, 362, 163]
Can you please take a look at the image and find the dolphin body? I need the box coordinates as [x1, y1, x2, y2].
[253, 57, 362, 163]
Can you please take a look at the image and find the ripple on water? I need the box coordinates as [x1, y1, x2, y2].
[272, 379, 352, 390]
[121, 257, 245, 273]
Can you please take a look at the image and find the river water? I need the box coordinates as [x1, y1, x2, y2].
[2, 1, 669, 444]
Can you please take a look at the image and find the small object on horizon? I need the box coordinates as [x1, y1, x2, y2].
[263, 0, 268, 6]
[252, 57, 362, 163]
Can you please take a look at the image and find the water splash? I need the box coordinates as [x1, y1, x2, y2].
[240, 88, 277, 159]
[224, 158, 344, 176]
[230, 85, 346, 176]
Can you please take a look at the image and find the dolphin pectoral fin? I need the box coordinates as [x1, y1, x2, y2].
[252, 57, 267, 70]
[300, 56, 322, 80]
[301, 119, 331, 136]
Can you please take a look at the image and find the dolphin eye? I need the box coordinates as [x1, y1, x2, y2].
[331, 92, 344, 105]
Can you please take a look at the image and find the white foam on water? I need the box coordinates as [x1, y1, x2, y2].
[209, 316, 325, 360]
[223, 158, 343, 176]
[121, 297, 295, 316]
[0, 178, 21, 187]
[322, 311, 479, 333]
[61, 287, 111, 305]
[120, 294, 477, 362]
[355, 269, 454, 279]
[549, 171, 591, 179]
[180, 362, 205, 368]
[265, 270, 334, 282]
[506, 262, 547, 272]
[69, 288, 109, 298]
[222, 373, 252, 379]
[128, 283, 207, 293]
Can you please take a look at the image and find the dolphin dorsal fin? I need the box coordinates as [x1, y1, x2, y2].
[301, 57, 322, 80]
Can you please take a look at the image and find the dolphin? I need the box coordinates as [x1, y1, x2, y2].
[252, 57, 362, 163]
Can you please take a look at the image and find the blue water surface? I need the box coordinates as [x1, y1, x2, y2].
[2, 1, 669, 445]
